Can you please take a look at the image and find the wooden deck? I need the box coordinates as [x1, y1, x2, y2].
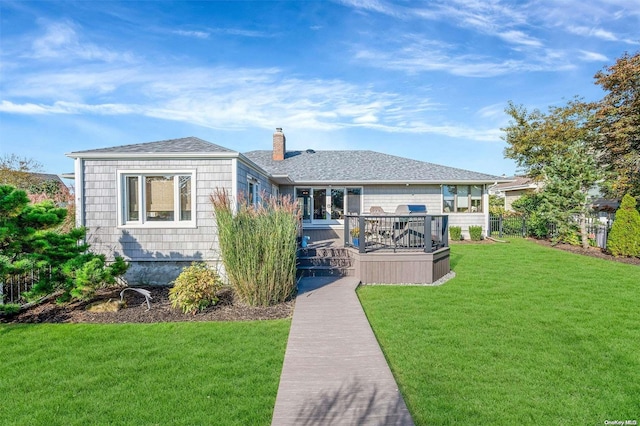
[271, 276, 414, 425]
[300, 228, 451, 284]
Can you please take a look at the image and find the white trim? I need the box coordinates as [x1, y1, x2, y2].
[247, 174, 260, 205]
[67, 152, 240, 160]
[74, 158, 84, 227]
[294, 185, 363, 225]
[116, 169, 197, 228]
[231, 158, 238, 213]
[289, 179, 506, 185]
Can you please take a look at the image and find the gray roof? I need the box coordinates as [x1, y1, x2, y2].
[244, 150, 504, 183]
[67, 137, 235, 156]
[32, 173, 65, 185]
[67, 136, 505, 183]
[492, 175, 533, 190]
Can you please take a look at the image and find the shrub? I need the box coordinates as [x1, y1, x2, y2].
[607, 194, 640, 257]
[0, 303, 20, 315]
[449, 226, 462, 241]
[0, 185, 128, 303]
[501, 214, 525, 237]
[469, 226, 482, 241]
[66, 256, 128, 301]
[211, 189, 298, 307]
[526, 212, 549, 239]
[169, 263, 222, 314]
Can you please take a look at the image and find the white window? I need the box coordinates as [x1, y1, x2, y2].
[443, 185, 483, 213]
[247, 176, 259, 206]
[118, 171, 196, 227]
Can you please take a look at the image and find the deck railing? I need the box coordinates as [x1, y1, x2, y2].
[344, 214, 449, 253]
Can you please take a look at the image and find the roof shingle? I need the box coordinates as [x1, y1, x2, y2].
[244, 150, 503, 182]
[68, 137, 235, 155]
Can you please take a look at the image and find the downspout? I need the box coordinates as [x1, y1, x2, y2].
[74, 157, 85, 228]
[231, 157, 238, 214]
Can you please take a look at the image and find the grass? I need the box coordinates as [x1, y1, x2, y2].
[0, 320, 290, 425]
[358, 238, 640, 425]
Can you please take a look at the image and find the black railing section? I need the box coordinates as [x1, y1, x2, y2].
[489, 214, 613, 249]
[489, 214, 527, 238]
[344, 214, 449, 253]
[1, 266, 51, 305]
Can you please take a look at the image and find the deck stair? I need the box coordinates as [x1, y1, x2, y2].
[296, 246, 356, 278]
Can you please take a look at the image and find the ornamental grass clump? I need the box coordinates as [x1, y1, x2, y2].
[211, 189, 298, 307]
[169, 263, 222, 314]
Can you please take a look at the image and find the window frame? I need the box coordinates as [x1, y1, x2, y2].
[247, 175, 260, 206]
[117, 170, 197, 228]
[443, 184, 484, 213]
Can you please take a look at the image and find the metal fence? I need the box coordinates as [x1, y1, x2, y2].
[489, 215, 527, 238]
[1, 266, 51, 305]
[489, 215, 613, 249]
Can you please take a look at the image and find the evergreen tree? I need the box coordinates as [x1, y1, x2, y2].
[1, 184, 127, 302]
[607, 194, 640, 257]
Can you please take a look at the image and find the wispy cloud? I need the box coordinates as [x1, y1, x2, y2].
[30, 21, 134, 63]
[566, 25, 618, 41]
[579, 50, 609, 62]
[211, 27, 272, 38]
[173, 30, 210, 39]
[1, 56, 497, 141]
[498, 30, 543, 48]
[353, 34, 572, 77]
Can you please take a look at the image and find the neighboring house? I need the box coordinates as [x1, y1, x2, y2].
[67, 128, 509, 285]
[490, 176, 540, 211]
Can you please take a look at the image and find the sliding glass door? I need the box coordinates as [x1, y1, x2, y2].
[296, 187, 361, 225]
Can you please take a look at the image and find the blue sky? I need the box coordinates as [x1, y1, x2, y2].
[1, 1, 639, 180]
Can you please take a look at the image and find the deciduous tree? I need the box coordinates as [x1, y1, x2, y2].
[593, 51, 640, 197]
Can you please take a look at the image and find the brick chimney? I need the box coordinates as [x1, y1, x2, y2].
[273, 127, 286, 161]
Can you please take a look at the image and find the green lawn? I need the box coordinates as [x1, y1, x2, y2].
[0, 320, 290, 426]
[359, 239, 640, 425]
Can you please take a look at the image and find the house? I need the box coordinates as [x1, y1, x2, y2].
[66, 128, 509, 285]
[490, 176, 539, 211]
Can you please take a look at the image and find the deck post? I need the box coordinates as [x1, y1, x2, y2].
[442, 215, 449, 247]
[358, 216, 366, 253]
[344, 218, 350, 247]
[424, 215, 432, 253]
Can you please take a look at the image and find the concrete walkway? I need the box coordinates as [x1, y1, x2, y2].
[271, 276, 414, 426]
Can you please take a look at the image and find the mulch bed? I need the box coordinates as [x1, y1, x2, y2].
[453, 237, 640, 265]
[531, 238, 640, 266]
[4, 238, 637, 324]
[2, 286, 295, 324]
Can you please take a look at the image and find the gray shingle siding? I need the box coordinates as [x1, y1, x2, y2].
[81, 158, 231, 263]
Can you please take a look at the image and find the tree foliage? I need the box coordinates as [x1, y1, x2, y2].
[607, 194, 640, 257]
[503, 99, 595, 180]
[0, 154, 43, 190]
[538, 145, 600, 248]
[502, 101, 601, 247]
[0, 185, 127, 302]
[593, 52, 640, 198]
